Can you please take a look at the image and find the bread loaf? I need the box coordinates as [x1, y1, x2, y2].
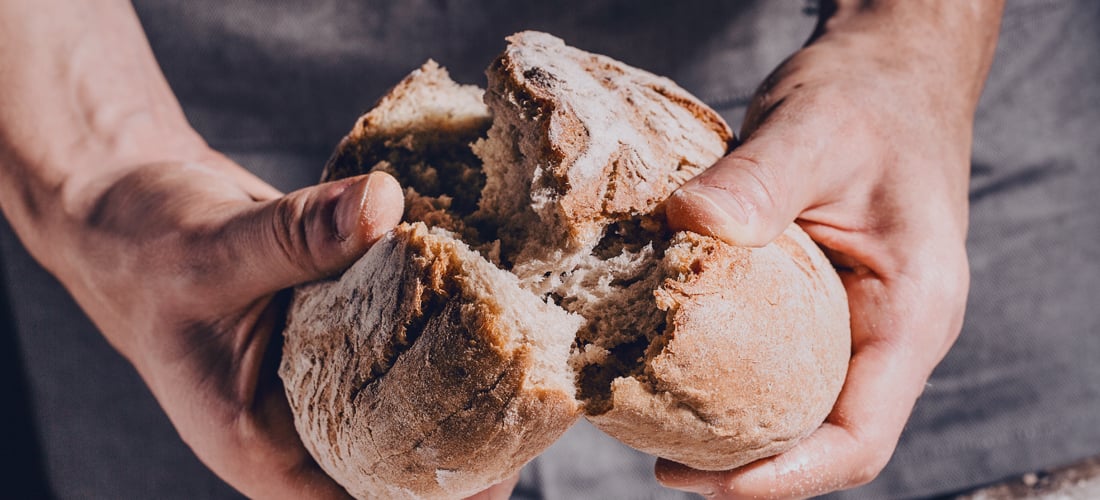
[280, 31, 850, 499]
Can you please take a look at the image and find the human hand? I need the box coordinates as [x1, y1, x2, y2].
[657, 1, 1004, 497]
[0, 2, 524, 495]
[464, 474, 521, 500]
[24, 151, 400, 498]
[21, 150, 524, 499]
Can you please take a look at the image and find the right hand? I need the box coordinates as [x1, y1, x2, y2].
[17, 149, 520, 499]
[24, 151, 402, 498]
[0, 0, 524, 497]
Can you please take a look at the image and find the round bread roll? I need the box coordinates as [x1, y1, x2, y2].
[281, 31, 850, 499]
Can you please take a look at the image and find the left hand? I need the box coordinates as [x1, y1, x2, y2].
[657, 1, 1004, 497]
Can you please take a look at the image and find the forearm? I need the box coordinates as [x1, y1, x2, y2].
[0, 0, 206, 260]
[824, 0, 1004, 235]
[744, 0, 1004, 235]
[817, 0, 1004, 109]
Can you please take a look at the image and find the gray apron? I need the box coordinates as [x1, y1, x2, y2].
[1, 1, 1096, 498]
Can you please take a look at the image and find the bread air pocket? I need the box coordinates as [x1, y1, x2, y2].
[281, 32, 849, 500]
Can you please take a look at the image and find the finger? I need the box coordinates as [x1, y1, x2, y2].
[156, 295, 352, 500]
[235, 377, 355, 500]
[462, 473, 521, 500]
[217, 171, 404, 297]
[660, 86, 849, 248]
[206, 151, 285, 201]
[241, 363, 354, 500]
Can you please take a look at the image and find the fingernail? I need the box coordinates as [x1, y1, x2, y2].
[671, 185, 751, 241]
[334, 176, 370, 242]
[335, 173, 403, 244]
[655, 460, 716, 496]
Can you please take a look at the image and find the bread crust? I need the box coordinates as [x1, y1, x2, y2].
[479, 32, 734, 262]
[281, 224, 580, 499]
[323, 60, 490, 189]
[282, 31, 850, 498]
[587, 226, 850, 470]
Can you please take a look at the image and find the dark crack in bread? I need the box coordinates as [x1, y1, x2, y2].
[280, 32, 850, 499]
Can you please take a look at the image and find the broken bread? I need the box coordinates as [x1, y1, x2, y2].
[280, 223, 581, 499]
[280, 31, 850, 499]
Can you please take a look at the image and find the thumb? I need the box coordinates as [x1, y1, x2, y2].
[221, 171, 404, 297]
[666, 134, 815, 247]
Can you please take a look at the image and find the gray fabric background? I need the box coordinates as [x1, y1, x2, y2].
[1, 1, 1096, 498]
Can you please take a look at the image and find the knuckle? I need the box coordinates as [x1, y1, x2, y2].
[881, 239, 971, 357]
[176, 226, 231, 287]
[232, 407, 268, 451]
[739, 156, 784, 218]
[848, 447, 892, 487]
[269, 194, 320, 276]
[911, 240, 971, 308]
[709, 153, 786, 225]
[848, 465, 880, 488]
[679, 151, 796, 246]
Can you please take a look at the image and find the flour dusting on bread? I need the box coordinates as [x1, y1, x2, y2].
[281, 31, 849, 499]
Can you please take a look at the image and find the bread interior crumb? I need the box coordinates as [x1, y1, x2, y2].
[324, 63, 694, 416]
[419, 226, 582, 397]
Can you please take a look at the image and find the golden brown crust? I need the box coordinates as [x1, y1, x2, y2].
[480, 31, 734, 260]
[483, 33, 848, 472]
[323, 61, 491, 240]
[281, 224, 580, 499]
[283, 31, 850, 498]
[587, 225, 850, 471]
[323, 60, 490, 184]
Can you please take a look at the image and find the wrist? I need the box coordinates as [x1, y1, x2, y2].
[0, 0, 211, 266]
[0, 118, 210, 254]
[814, 0, 1004, 110]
